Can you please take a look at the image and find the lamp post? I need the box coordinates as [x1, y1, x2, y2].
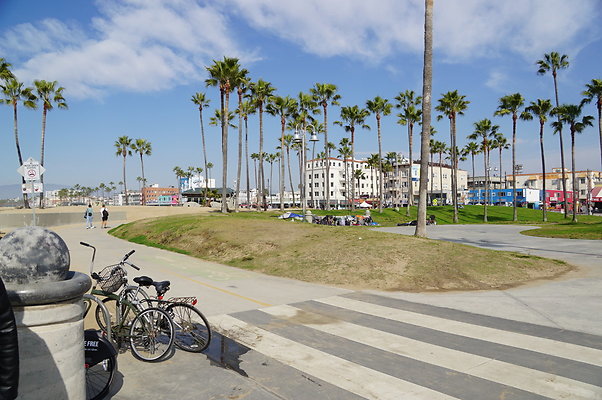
[294, 124, 319, 218]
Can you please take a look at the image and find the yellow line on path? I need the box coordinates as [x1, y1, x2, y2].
[158, 267, 272, 307]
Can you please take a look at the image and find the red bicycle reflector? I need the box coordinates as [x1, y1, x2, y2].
[192, 299, 197, 305]
[158, 295, 163, 300]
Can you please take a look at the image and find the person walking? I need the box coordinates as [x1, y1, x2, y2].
[84, 204, 94, 229]
[0, 275, 19, 400]
[100, 204, 109, 229]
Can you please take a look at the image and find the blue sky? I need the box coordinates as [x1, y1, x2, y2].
[1, 0, 601, 190]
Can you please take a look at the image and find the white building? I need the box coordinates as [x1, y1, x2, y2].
[305, 156, 468, 207]
[510, 168, 602, 203]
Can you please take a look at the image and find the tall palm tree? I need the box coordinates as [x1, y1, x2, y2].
[435, 90, 469, 223]
[311, 83, 341, 210]
[115, 136, 133, 205]
[191, 92, 211, 203]
[366, 153, 380, 199]
[338, 138, 353, 207]
[232, 68, 249, 212]
[494, 92, 525, 221]
[468, 119, 499, 222]
[266, 95, 297, 211]
[430, 141, 446, 204]
[366, 96, 392, 213]
[239, 100, 256, 207]
[395, 90, 422, 216]
[537, 52, 570, 216]
[523, 99, 553, 221]
[582, 79, 602, 170]
[209, 109, 237, 128]
[335, 105, 370, 211]
[206, 56, 242, 213]
[416, 0, 433, 237]
[131, 138, 152, 198]
[248, 79, 276, 210]
[552, 104, 594, 222]
[490, 133, 510, 188]
[463, 141, 480, 180]
[206, 162, 214, 189]
[280, 134, 296, 207]
[33, 79, 67, 208]
[1, 78, 37, 207]
[307, 119, 324, 208]
[266, 152, 278, 206]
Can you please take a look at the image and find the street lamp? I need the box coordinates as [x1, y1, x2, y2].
[294, 124, 319, 218]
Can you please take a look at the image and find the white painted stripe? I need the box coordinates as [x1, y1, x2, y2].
[263, 304, 602, 400]
[316, 296, 602, 367]
[210, 314, 459, 400]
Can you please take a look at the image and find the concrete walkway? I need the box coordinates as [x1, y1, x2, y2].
[374, 224, 602, 336]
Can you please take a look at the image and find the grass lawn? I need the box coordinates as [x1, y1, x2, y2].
[110, 211, 573, 292]
[522, 221, 602, 240]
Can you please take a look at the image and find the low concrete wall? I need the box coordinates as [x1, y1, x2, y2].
[0, 211, 126, 230]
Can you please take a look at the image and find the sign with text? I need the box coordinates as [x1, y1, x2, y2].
[17, 157, 46, 181]
[22, 183, 44, 194]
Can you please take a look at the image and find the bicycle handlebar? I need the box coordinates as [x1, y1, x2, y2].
[124, 261, 140, 271]
[123, 250, 135, 261]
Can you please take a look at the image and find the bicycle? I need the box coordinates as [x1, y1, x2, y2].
[127, 275, 211, 353]
[81, 242, 175, 363]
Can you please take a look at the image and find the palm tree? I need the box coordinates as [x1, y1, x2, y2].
[131, 138, 152, 198]
[385, 151, 399, 205]
[395, 90, 422, 216]
[431, 141, 447, 204]
[366, 153, 380, 199]
[366, 96, 392, 213]
[191, 92, 211, 203]
[250, 152, 259, 199]
[266, 95, 297, 211]
[0, 78, 37, 207]
[210, 109, 237, 128]
[311, 83, 341, 210]
[494, 92, 525, 221]
[416, 0, 433, 237]
[582, 79, 602, 171]
[307, 119, 324, 208]
[523, 99, 553, 221]
[237, 100, 255, 207]
[280, 134, 296, 207]
[552, 104, 594, 222]
[468, 119, 499, 222]
[435, 90, 469, 223]
[338, 138, 352, 208]
[115, 136, 133, 205]
[537, 52, 570, 216]
[33, 80, 67, 208]
[265, 152, 278, 206]
[206, 56, 242, 213]
[232, 68, 249, 212]
[248, 79, 276, 210]
[0, 58, 14, 81]
[335, 105, 370, 211]
[463, 141, 480, 180]
[206, 162, 214, 189]
[490, 133, 510, 188]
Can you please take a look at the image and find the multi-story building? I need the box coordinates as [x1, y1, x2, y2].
[467, 188, 541, 207]
[305, 156, 467, 208]
[142, 186, 180, 206]
[509, 168, 602, 205]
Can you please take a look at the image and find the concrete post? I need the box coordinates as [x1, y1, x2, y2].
[0, 227, 91, 400]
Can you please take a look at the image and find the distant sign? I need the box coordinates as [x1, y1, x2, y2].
[22, 183, 44, 194]
[17, 157, 45, 181]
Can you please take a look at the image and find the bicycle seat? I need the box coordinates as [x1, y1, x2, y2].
[133, 276, 154, 287]
[152, 281, 170, 295]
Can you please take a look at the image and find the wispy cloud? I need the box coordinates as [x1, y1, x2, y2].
[1, 0, 257, 98]
[227, 0, 601, 62]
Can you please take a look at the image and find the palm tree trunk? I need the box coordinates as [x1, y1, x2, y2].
[323, 105, 331, 210]
[351, 129, 356, 211]
[140, 154, 146, 205]
[512, 115, 517, 221]
[235, 95, 243, 212]
[498, 148, 503, 191]
[245, 118, 251, 208]
[406, 123, 413, 216]
[540, 122, 547, 222]
[310, 142, 315, 208]
[220, 90, 228, 213]
[451, 116, 458, 223]
[429, 153, 434, 204]
[484, 149, 489, 222]
[13, 103, 29, 208]
[415, 0, 433, 237]
[287, 148, 295, 207]
[471, 154, 475, 182]
[279, 120, 285, 211]
[259, 105, 267, 211]
[439, 154, 443, 203]
[552, 72, 569, 218]
[122, 154, 128, 205]
[39, 107, 48, 208]
[200, 108, 209, 205]
[571, 129, 577, 222]
[597, 103, 602, 173]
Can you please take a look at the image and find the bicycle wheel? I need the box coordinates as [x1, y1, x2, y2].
[129, 307, 174, 362]
[85, 330, 117, 400]
[166, 303, 211, 352]
[85, 356, 116, 400]
[95, 299, 134, 332]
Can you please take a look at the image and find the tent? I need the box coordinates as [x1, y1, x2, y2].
[358, 201, 372, 208]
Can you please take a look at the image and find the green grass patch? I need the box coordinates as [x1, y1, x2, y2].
[522, 221, 602, 240]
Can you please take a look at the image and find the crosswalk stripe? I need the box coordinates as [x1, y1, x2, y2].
[262, 304, 601, 400]
[316, 296, 602, 367]
[211, 314, 460, 400]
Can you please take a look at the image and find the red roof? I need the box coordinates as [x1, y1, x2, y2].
[592, 187, 602, 201]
